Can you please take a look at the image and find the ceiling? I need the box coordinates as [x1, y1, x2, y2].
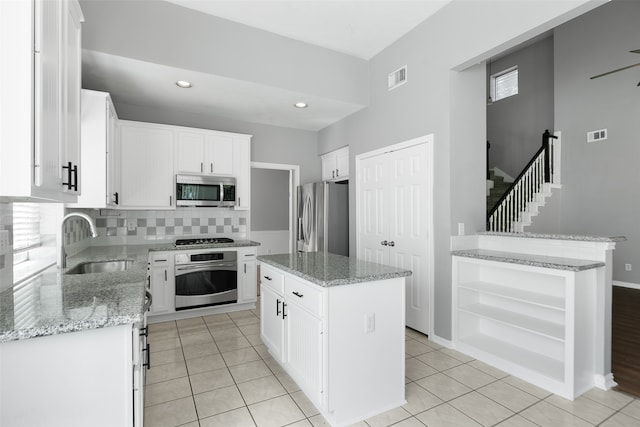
[81, 0, 452, 131]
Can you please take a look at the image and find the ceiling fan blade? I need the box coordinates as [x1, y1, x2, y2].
[590, 62, 640, 79]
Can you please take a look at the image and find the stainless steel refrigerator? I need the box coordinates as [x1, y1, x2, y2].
[297, 181, 349, 256]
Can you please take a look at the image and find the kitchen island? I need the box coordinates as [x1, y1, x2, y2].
[258, 252, 411, 427]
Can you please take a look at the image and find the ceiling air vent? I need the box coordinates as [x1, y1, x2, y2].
[388, 66, 407, 91]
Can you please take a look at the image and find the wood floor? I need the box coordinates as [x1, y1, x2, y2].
[612, 286, 640, 397]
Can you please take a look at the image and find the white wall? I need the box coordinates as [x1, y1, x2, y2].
[319, 0, 604, 340]
[529, 0, 640, 284]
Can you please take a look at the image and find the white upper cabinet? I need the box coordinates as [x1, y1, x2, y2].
[119, 121, 175, 209]
[0, 0, 84, 202]
[321, 146, 349, 182]
[233, 135, 252, 210]
[68, 90, 120, 209]
[176, 130, 234, 175]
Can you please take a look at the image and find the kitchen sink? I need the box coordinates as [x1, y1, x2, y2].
[65, 260, 135, 275]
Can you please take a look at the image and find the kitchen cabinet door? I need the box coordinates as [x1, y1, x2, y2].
[321, 146, 349, 182]
[234, 135, 251, 210]
[119, 121, 174, 209]
[238, 248, 257, 303]
[260, 284, 285, 363]
[68, 90, 120, 208]
[285, 301, 323, 406]
[206, 134, 234, 175]
[0, 0, 83, 202]
[176, 130, 207, 174]
[148, 252, 174, 314]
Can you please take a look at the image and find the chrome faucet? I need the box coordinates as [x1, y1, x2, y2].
[60, 212, 98, 268]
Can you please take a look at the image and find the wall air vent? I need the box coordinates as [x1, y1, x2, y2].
[587, 128, 608, 143]
[388, 66, 407, 91]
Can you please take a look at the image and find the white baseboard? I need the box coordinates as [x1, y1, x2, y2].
[613, 280, 640, 290]
[430, 334, 453, 349]
[594, 373, 617, 390]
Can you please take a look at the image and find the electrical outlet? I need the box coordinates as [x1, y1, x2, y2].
[458, 222, 465, 236]
[364, 313, 375, 334]
[127, 220, 136, 231]
[625, 264, 632, 271]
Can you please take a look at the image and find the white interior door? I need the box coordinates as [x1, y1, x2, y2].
[357, 138, 433, 335]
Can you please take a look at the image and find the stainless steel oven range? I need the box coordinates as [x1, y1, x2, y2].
[174, 246, 237, 310]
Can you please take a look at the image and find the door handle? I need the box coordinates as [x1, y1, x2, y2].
[388, 241, 395, 247]
[381, 240, 388, 246]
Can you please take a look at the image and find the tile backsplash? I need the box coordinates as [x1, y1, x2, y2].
[67, 207, 249, 246]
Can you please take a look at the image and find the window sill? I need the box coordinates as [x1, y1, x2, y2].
[13, 246, 57, 285]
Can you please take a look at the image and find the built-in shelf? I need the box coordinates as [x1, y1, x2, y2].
[458, 332, 564, 382]
[459, 303, 565, 341]
[458, 281, 565, 311]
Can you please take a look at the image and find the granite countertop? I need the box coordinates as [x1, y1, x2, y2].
[0, 240, 262, 343]
[0, 244, 162, 343]
[479, 232, 626, 243]
[451, 249, 605, 271]
[258, 252, 412, 287]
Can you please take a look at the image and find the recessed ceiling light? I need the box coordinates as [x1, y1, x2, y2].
[294, 102, 308, 109]
[176, 80, 192, 88]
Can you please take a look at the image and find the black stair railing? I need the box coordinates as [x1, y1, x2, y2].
[487, 129, 559, 232]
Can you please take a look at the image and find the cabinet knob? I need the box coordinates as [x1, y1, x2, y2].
[381, 240, 388, 246]
[388, 241, 395, 247]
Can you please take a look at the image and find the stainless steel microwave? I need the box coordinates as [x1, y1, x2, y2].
[175, 174, 236, 207]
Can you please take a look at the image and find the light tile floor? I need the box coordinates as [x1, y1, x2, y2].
[144, 306, 640, 427]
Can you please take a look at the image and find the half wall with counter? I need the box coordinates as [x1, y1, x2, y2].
[451, 232, 624, 400]
[258, 252, 411, 427]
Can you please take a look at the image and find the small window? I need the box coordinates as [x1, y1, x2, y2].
[490, 66, 518, 102]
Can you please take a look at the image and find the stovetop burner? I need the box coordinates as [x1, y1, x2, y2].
[175, 237, 235, 246]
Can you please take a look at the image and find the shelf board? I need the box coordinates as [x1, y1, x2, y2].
[459, 281, 565, 311]
[459, 332, 564, 382]
[459, 303, 565, 341]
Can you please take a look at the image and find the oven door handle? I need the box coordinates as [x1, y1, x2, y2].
[175, 263, 237, 274]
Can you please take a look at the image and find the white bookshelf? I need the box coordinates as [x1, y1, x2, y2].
[453, 255, 599, 400]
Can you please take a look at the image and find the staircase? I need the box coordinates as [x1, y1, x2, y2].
[487, 130, 561, 232]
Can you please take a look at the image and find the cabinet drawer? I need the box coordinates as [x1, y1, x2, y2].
[261, 264, 284, 294]
[150, 252, 172, 266]
[285, 276, 323, 317]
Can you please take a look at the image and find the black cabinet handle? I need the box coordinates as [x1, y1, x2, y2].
[164, 270, 167, 281]
[143, 343, 150, 369]
[139, 327, 148, 337]
[276, 299, 281, 315]
[264, 276, 272, 281]
[62, 162, 77, 190]
[114, 192, 119, 205]
[292, 291, 303, 298]
[282, 302, 287, 319]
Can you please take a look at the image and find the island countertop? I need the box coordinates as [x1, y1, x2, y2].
[258, 252, 412, 287]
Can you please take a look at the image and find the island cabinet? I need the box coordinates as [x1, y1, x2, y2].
[451, 232, 624, 400]
[259, 253, 410, 426]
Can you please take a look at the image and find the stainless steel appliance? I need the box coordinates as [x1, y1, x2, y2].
[174, 249, 237, 310]
[175, 174, 236, 207]
[297, 181, 349, 255]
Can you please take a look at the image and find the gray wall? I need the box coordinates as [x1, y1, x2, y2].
[487, 36, 555, 178]
[530, 0, 640, 284]
[251, 169, 289, 231]
[319, 0, 603, 340]
[114, 102, 321, 184]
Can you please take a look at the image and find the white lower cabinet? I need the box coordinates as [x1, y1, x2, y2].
[238, 247, 257, 303]
[260, 263, 405, 426]
[148, 251, 175, 315]
[0, 323, 145, 427]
